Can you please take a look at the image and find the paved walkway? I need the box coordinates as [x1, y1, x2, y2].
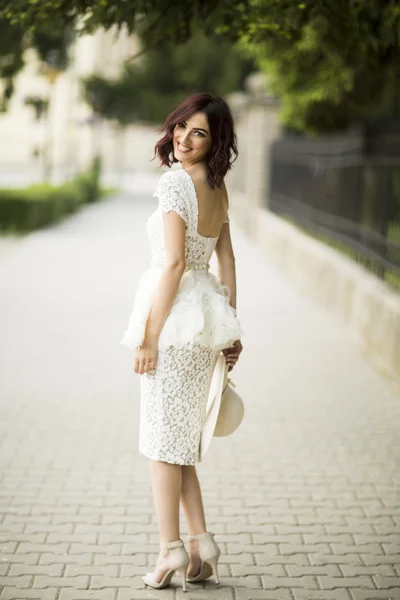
[0, 184, 400, 600]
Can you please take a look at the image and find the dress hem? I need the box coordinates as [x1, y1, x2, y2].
[139, 448, 200, 466]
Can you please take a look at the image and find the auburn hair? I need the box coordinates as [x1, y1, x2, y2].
[153, 93, 238, 189]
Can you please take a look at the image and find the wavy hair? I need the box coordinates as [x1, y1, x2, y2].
[153, 93, 238, 189]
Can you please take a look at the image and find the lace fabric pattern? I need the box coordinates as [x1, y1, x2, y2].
[121, 168, 242, 464]
[147, 169, 229, 269]
[139, 343, 220, 465]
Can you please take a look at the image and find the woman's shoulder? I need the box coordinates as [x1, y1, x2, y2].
[154, 169, 191, 224]
[154, 169, 187, 197]
[157, 168, 187, 185]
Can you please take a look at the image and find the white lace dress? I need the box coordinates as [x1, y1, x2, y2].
[120, 168, 243, 465]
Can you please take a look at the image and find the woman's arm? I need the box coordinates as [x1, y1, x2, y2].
[133, 210, 186, 374]
[215, 222, 237, 311]
[215, 220, 243, 372]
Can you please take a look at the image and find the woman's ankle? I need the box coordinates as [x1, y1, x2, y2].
[159, 537, 182, 547]
[188, 530, 210, 539]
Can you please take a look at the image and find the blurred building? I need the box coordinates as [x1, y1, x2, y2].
[0, 26, 159, 185]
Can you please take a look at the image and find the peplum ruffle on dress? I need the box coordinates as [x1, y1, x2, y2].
[120, 266, 242, 353]
[120, 168, 243, 465]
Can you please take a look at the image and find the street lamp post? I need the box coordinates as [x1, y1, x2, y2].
[41, 50, 62, 182]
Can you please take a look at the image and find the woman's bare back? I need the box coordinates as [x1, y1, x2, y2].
[186, 169, 229, 238]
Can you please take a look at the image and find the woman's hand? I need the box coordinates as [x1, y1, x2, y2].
[222, 339, 243, 372]
[133, 337, 158, 374]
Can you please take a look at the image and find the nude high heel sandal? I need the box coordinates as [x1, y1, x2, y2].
[186, 531, 221, 584]
[142, 539, 189, 592]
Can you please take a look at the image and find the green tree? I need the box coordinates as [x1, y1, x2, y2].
[238, 0, 400, 133]
[0, 17, 24, 110]
[83, 31, 255, 125]
[3, 0, 400, 133]
[0, 16, 72, 110]
[1, 1, 249, 44]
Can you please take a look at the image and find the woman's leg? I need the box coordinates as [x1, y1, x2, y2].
[180, 465, 207, 533]
[180, 465, 207, 577]
[149, 460, 182, 582]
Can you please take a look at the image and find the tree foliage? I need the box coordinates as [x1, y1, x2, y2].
[0, 15, 72, 110]
[239, 0, 400, 132]
[2, 0, 400, 132]
[0, 17, 24, 110]
[0, 0, 248, 111]
[1, 0, 249, 45]
[32, 27, 72, 71]
[83, 31, 255, 125]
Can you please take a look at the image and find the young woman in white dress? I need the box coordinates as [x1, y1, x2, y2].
[121, 93, 243, 591]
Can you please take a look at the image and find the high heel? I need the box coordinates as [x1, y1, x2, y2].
[186, 531, 221, 584]
[142, 539, 189, 592]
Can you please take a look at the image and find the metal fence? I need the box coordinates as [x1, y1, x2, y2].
[269, 124, 400, 289]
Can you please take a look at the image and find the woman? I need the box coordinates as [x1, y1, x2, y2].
[120, 92, 243, 591]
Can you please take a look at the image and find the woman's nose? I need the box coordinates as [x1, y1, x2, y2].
[181, 130, 191, 144]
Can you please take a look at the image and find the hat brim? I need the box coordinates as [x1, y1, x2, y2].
[199, 353, 227, 461]
[213, 384, 244, 436]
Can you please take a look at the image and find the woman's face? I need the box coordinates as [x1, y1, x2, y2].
[172, 112, 212, 166]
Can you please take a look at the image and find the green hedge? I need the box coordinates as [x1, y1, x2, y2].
[0, 157, 102, 233]
[75, 155, 101, 204]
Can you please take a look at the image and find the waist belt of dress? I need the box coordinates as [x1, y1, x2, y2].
[151, 262, 210, 272]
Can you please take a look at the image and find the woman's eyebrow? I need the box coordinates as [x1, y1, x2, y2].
[182, 120, 209, 135]
[193, 127, 209, 134]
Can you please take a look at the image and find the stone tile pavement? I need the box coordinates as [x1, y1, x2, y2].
[0, 185, 399, 600]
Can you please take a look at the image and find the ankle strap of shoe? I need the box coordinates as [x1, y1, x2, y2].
[161, 539, 184, 552]
[187, 531, 215, 541]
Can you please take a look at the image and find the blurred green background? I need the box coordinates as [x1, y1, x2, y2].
[1, 0, 400, 290]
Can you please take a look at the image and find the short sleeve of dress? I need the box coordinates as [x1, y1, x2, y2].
[153, 171, 189, 227]
[223, 212, 230, 224]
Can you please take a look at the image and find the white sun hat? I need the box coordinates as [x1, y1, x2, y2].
[200, 353, 244, 461]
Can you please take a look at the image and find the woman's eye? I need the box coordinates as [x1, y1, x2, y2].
[178, 122, 185, 128]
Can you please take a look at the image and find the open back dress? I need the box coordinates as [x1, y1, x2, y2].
[120, 168, 243, 465]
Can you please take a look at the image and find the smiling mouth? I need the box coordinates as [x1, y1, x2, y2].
[177, 142, 192, 153]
